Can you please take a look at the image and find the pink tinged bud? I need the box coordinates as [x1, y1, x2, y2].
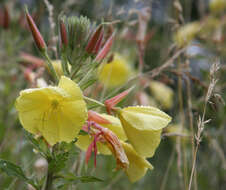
[86, 25, 104, 54]
[88, 110, 111, 124]
[93, 29, 104, 54]
[94, 32, 114, 62]
[26, 11, 46, 51]
[3, 6, 10, 29]
[60, 20, 68, 46]
[105, 88, 131, 114]
[20, 52, 44, 68]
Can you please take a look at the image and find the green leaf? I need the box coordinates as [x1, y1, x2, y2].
[0, 159, 27, 180]
[25, 131, 50, 158]
[0, 159, 39, 189]
[49, 152, 69, 173]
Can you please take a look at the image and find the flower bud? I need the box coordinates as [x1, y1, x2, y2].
[34, 158, 48, 174]
[25, 9, 46, 51]
[3, 6, 10, 29]
[95, 32, 114, 62]
[174, 22, 200, 47]
[86, 25, 104, 54]
[149, 81, 174, 109]
[105, 87, 132, 114]
[60, 20, 68, 47]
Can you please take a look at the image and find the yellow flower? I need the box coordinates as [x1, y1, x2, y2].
[15, 76, 87, 145]
[122, 142, 153, 182]
[47, 60, 71, 77]
[149, 81, 174, 109]
[76, 113, 127, 155]
[164, 124, 190, 142]
[119, 106, 171, 157]
[174, 22, 200, 47]
[97, 53, 131, 88]
[209, 0, 226, 13]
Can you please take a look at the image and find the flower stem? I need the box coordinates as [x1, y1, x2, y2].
[45, 169, 53, 190]
[42, 51, 59, 83]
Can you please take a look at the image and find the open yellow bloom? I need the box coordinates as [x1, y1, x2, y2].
[119, 106, 171, 157]
[15, 76, 87, 145]
[122, 142, 153, 182]
[149, 81, 174, 109]
[97, 53, 131, 88]
[76, 113, 127, 155]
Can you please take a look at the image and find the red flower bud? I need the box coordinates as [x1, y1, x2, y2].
[60, 20, 68, 47]
[105, 87, 133, 114]
[25, 9, 46, 51]
[86, 25, 104, 54]
[3, 6, 10, 29]
[94, 32, 114, 62]
[88, 110, 111, 124]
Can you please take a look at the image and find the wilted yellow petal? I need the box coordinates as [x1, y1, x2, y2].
[122, 142, 153, 183]
[98, 53, 131, 88]
[119, 106, 171, 157]
[76, 113, 126, 155]
[15, 76, 87, 145]
[149, 81, 174, 109]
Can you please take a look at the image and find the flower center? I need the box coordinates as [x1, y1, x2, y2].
[51, 99, 59, 109]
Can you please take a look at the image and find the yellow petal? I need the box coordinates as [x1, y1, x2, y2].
[122, 142, 153, 183]
[119, 106, 171, 131]
[98, 53, 131, 88]
[119, 106, 171, 157]
[15, 87, 66, 135]
[58, 76, 84, 100]
[100, 114, 127, 141]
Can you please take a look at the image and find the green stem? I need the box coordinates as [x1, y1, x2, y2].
[42, 51, 59, 83]
[45, 169, 53, 190]
[83, 96, 105, 107]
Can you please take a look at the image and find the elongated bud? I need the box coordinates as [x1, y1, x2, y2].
[20, 52, 44, 68]
[88, 110, 111, 124]
[93, 28, 104, 54]
[3, 6, 10, 29]
[95, 32, 114, 62]
[25, 8, 46, 51]
[86, 25, 104, 54]
[105, 87, 133, 114]
[60, 20, 68, 47]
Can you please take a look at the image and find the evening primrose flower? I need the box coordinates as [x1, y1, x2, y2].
[174, 22, 200, 47]
[122, 142, 153, 182]
[149, 81, 174, 109]
[119, 106, 171, 157]
[97, 53, 131, 88]
[15, 76, 87, 145]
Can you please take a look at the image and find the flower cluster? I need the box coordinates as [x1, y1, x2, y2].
[15, 10, 172, 184]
